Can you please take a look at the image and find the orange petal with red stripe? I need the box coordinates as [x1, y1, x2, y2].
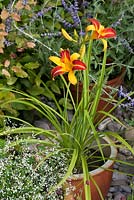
[72, 60, 86, 70]
[88, 18, 100, 30]
[100, 28, 116, 38]
[60, 49, 70, 63]
[51, 66, 64, 78]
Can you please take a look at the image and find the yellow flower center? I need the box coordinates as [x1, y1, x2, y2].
[98, 25, 104, 36]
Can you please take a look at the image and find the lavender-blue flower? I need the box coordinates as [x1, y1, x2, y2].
[61, 0, 80, 27]
[22, 0, 28, 6]
[56, 14, 73, 28]
[4, 40, 14, 47]
[5, 17, 12, 33]
[41, 32, 61, 38]
[118, 86, 134, 108]
[30, 7, 52, 22]
[111, 13, 124, 28]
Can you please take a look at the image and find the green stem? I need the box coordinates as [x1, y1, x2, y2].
[81, 155, 91, 200]
[61, 75, 76, 112]
[90, 49, 107, 120]
[83, 39, 93, 108]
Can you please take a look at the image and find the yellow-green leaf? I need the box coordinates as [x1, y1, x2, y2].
[24, 62, 40, 69]
[12, 66, 28, 78]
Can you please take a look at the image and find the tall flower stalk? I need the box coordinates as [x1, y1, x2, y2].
[48, 18, 117, 199]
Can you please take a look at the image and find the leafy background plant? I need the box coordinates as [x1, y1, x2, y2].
[0, 0, 134, 123]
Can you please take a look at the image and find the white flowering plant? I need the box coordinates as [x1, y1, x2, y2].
[0, 137, 69, 200]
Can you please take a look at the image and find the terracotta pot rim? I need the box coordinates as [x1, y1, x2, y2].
[71, 67, 126, 89]
[107, 67, 126, 85]
[68, 137, 117, 180]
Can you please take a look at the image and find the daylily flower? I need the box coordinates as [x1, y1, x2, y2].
[49, 49, 86, 85]
[86, 18, 116, 50]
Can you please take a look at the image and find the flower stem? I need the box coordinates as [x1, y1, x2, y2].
[81, 155, 91, 200]
[90, 48, 107, 120]
[83, 39, 93, 108]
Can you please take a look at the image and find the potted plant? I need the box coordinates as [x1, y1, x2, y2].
[0, 18, 133, 200]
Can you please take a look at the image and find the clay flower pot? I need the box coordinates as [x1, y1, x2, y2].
[65, 137, 117, 200]
[70, 68, 126, 122]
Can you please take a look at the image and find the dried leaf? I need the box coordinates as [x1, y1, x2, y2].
[12, 66, 28, 78]
[15, 0, 31, 10]
[0, 37, 5, 49]
[0, 31, 8, 37]
[0, 23, 5, 30]
[0, 48, 4, 53]
[11, 13, 21, 21]
[17, 48, 25, 52]
[2, 69, 10, 77]
[25, 5, 31, 10]
[26, 41, 36, 48]
[15, 1, 24, 10]
[0, 9, 9, 20]
[4, 60, 10, 68]
[10, 53, 17, 59]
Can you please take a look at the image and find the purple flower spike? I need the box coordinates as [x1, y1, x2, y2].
[118, 86, 134, 108]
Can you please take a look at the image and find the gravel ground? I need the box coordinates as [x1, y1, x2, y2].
[98, 107, 134, 200]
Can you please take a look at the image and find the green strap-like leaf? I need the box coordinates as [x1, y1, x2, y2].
[81, 155, 91, 200]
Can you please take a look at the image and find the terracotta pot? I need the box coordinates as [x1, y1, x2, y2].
[70, 68, 126, 122]
[65, 137, 117, 200]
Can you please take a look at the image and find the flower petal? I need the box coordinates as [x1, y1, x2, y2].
[79, 44, 86, 59]
[90, 31, 99, 39]
[72, 60, 86, 70]
[88, 18, 100, 30]
[68, 71, 77, 85]
[51, 66, 64, 78]
[70, 53, 80, 61]
[60, 49, 70, 63]
[101, 39, 107, 51]
[86, 25, 96, 32]
[100, 28, 116, 38]
[49, 56, 62, 66]
[61, 29, 77, 42]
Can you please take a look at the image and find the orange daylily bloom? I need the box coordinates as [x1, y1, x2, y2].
[49, 49, 86, 85]
[86, 18, 116, 50]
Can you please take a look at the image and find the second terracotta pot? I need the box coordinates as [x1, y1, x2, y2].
[70, 68, 126, 122]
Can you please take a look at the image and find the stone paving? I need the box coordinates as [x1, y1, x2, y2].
[105, 148, 134, 200]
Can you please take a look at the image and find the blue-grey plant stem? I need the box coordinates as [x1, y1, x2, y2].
[13, 22, 59, 56]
